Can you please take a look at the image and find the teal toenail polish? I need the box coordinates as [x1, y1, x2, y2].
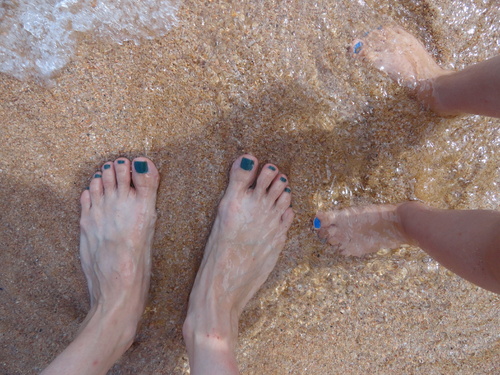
[314, 217, 321, 229]
[103, 164, 111, 170]
[117, 160, 125, 164]
[134, 161, 148, 174]
[95, 174, 102, 178]
[240, 157, 254, 171]
[268, 165, 276, 171]
[354, 41, 363, 54]
[280, 177, 287, 183]
[284, 187, 291, 193]
[85, 187, 90, 190]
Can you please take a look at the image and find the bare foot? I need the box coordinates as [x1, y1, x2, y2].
[183, 154, 294, 375]
[351, 26, 452, 113]
[314, 204, 412, 257]
[80, 157, 159, 330]
[80, 156, 159, 321]
[42, 157, 159, 375]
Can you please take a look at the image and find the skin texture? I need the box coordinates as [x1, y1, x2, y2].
[315, 202, 500, 295]
[183, 154, 294, 375]
[41, 157, 159, 375]
[352, 25, 500, 117]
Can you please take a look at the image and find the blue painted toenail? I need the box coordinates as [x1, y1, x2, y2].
[94, 174, 102, 178]
[85, 187, 90, 190]
[134, 161, 148, 174]
[103, 164, 111, 170]
[240, 157, 254, 171]
[268, 165, 276, 171]
[354, 41, 363, 54]
[117, 160, 125, 164]
[284, 187, 291, 193]
[314, 217, 321, 229]
[280, 177, 287, 183]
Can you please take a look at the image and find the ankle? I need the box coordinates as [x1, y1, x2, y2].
[183, 307, 238, 349]
[81, 304, 140, 354]
[418, 70, 459, 115]
[395, 201, 429, 243]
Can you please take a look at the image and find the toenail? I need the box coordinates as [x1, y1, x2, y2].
[354, 41, 363, 54]
[134, 161, 149, 174]
[94, 173, 102, 178]
[103, 164, 111, 170]
[240, 157, 254, 171]
[117, 160, 125, 164]
[268, 165, 276, 171]
[280, 177, 287, 183]
[314, 217, 321, 229]
[85, 186, 90, 190]
[284, 187, 291, 193]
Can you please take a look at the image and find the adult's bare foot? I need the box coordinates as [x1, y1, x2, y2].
[183, 154, 294, 375]
[314, 204, 411, 257]
[351, 26, 453, 114]
[42, 157, 159, 375]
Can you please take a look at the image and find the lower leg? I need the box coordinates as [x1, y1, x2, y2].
[431, 55, 500, 117]
[183, 155, 294, 375]
[397, 201, 500, 294]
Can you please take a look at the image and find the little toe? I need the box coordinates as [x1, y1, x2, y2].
[255, 164, 279, 194]
[101, 162, 116, 193]
[80, 188, 91, 213]
[114, 158, 132, 195]
[226, 154, 259, 194]
[281, 206, 295, 230]
[268, 174, 289, 201]
[89, 171, 103, 203]
[131, 157, 160, 199]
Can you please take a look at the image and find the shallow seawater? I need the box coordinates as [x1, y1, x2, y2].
[0, 0, 499, 374]
[0, 0, 180, 82]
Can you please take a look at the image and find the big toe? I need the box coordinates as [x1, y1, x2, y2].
[351, 39, 365, 57]
[131, 157, 160, 198]
[314, 211, 338, 229]
[226, 154, 259, 195]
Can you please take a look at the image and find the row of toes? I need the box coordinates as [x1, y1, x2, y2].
[81, 157, 159, 210]
[82, 154, 293, 222]
[230, 154, 292, 211]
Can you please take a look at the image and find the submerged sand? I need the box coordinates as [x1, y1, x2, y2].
[1, 0, 499, 374]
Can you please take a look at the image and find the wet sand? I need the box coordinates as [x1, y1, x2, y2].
[1, 0, 499, 373]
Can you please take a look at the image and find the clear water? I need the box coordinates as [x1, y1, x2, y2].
[0, 0, 180, 82]
[1, 0, 498, 374]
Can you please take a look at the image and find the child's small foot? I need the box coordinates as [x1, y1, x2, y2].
[351, 26, 452, 113]
[314, 204, 410, 256]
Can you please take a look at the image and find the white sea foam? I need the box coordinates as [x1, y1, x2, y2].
[0, 0, 180, 82]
